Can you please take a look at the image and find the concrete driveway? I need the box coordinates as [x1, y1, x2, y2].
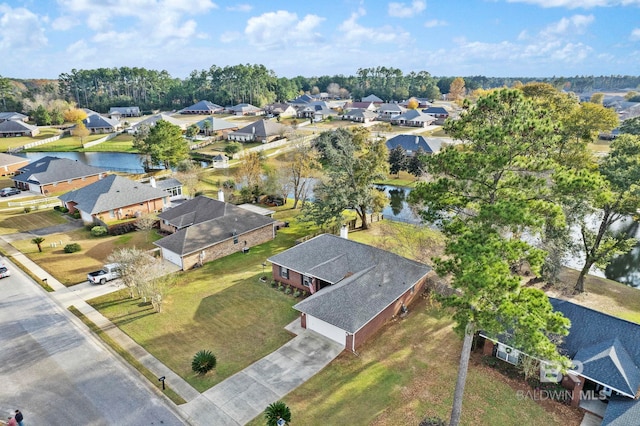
[180, 325, 343, 425]
[0, 256, 184, 426]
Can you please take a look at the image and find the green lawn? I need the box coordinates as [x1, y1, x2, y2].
[87, 207, 318, 391]
[24, 133, 105, 152]
[85, 133, 136, 152]
[0, 128, 62, 151]
[246, 299, 577, 426]
[0, 209, 67, 235]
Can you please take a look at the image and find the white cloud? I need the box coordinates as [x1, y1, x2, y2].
[424, 19, 447, 28]
[52, 15, 78, 31]
[506, 0, 640, 8]
[631, 28, 640, 40]
[0, 4, 48, 50]
[388, 0, 426, 18]
[220, 31, 241, 43]
[226, 4, 252, 12]
[540, 14, 594, 37]
[245, 10, 325, 49]
[339, 8, 411, 45]
[55, 0, 217, 44]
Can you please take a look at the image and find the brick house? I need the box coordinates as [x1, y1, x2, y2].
[267, 233, 432, 352]
[12, 156, 107, 195]
[59, 174, 168, 226]
[0, 153, 29, 176]
[154, 195, 276, 270]
[480, 298, 640, 424]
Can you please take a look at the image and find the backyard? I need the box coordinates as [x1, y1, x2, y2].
[0, 127, 62, 151]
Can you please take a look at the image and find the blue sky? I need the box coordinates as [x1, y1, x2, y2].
[1, 0, 639, 79]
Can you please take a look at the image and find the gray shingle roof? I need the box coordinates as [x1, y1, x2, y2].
[229, 119, 285, 138]
[195, 117, 238, 131]
[109, 106, 140, 115]
[602, 396, 640, 426]
[154, 196, 276, 256]
[12, 156, 107, 185]
[59, 175, 167, 214]
[0, 153, 29, 168]
[131, 113, 186, 131]
[182, 100, 223, 113]
[574, 338, 640, 397]
[268, 234, 431, 333]
[362, 94, 383, 102]
[550, 299, 640, 397]
[0, 112, 28, 121]
[392, 109, 436, 123]
[386, 135, 435, 154]
[0, 120, 37, 133]
[153, 177, 182, 191]
[422, 107, 449, 115]
[82, 113, 119, 130]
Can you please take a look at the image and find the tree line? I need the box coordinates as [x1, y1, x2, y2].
[1, 67, 638, 115]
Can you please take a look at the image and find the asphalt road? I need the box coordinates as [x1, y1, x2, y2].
[0, 256, 185, 426]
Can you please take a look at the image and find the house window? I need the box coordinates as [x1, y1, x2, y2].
[303, 275, 311, 287]
[109, 209, 115, 218]
[496, 343, 520, 365]
[233, 235, 238, 244]
[280, 267, 289, 279]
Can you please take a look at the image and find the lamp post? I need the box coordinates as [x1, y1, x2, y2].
[158, 376, 166, 390]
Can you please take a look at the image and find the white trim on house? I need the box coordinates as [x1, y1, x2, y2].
[161, 248, 183, 269]
[306, 314, 347, 346]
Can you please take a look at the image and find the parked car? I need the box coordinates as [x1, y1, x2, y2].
[0, 265, 10, 279]
[0, 187, 20, 197]
[87, 263, 121, 284]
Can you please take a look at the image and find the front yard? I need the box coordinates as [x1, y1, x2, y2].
[10, 227, 160, 285]
[87, 207, 313, 391]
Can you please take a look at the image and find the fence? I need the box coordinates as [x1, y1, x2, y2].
[82, 131, 121, 148]
[9, 133, 65, 153]
[8, 197, 61, 207]
[232, 134, 318, 159]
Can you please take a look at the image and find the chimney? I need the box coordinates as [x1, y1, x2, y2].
[340, 224, 349, 239]
[149, 176, 156, 188]
[218, 188, 225, 202]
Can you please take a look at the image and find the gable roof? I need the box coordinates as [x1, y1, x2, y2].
[12, 156, 106, 186]
[550, 298, 640, 397]
[0, 120, 37, 133]
[392, 109, 436, 124]
[59, 174, 167, 214]
[362, 94, 384, 103]
[289, 94, 314, 104]
[195, 117, 238, 131]
[229, 119, 285, 138]
[108, 106, 140, 115]
[0, 152, 29, 168]
[152, 177, 182, 191]
[378, 103, 406, 113]
[344, 109, 378, 120]
[574, 338, 640, 398]
[83, 113, 120, 129]
[182, 100, 223, 113]
[602, 396, 640, 426]
[0, 112, 28, 121]
[131, 113, 186, 131]
[154, 196, 276, 256]
[227, 103, 261, 113]
[268, 234, 431, 333]
[423, 106, 449, 115]
[386, 135, 435, 154]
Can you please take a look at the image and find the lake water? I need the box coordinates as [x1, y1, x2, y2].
[15, 151, 640, 287]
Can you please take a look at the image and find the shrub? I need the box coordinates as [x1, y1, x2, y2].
[277, 283, 284, 292]
[60, 207, 68, 213]
[64, 243, 81, 253]
[293, 289, 301, 298]
[419, 417, 447, 426]
[192, 350, 217, 375]
[264, 401, 291, 426]
[271, 281, 278, 288]
[24, 207, 31, 213]
[72, 212, 81, 219]
[54, 205, 61, 211]
[90, 226, 108, 237]
[284, 286, 292, 295]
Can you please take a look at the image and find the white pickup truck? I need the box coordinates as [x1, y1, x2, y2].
[87, 263, 121, 284]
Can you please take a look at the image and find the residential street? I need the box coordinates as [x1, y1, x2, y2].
[0, 256, 184, 426]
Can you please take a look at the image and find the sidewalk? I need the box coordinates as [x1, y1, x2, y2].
[0, 233, 343, 425]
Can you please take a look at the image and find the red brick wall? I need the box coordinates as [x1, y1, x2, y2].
[0, 160, 29, 176]
[352, 276, 428, 350]
[93, 198, 165, 223]
[271, 265, 307, 290]
[41, 174, 104, 195]
[181, 224, 274, 270]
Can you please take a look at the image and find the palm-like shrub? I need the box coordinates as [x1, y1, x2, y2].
[191, 350, 217, 375]
[264, 401, 291, 426]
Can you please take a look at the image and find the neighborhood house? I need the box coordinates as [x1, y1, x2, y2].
[0, 153, 29, 176]
[154, 194, 276, 270]
[12, 156, 107, 195]
[267, 233, 432, 351]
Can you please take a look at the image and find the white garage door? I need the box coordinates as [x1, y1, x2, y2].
[161, 248, 183, 269]
[306, 315, 346, 346]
